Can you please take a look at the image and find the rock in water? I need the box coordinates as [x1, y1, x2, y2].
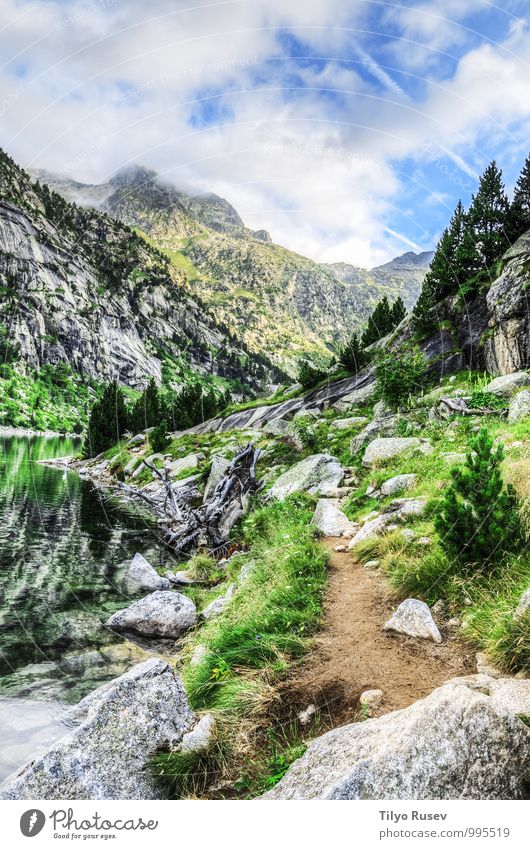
[106, 591, 197, 638]
[485, 372, 530, 397]
[383, 598, 442, 644]
[260, 676, 530, 799]
[508, 390, 530, 422]
[124, 553, 170, 592]
[311, 500, 357, 537]
[268, 454, 344, 500]
[0, 659, 194, 800]
[362, 438, 432, 467]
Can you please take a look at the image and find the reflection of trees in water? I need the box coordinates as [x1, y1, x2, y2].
[0, 436, 163, 677]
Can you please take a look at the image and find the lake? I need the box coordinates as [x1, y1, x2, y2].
[0, 433, 176, 783]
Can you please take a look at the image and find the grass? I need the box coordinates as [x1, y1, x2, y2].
[151, 494, 327, 798]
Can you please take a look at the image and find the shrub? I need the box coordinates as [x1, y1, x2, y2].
[297, 360, 327, 389]
[150, 421, 170, 453]
[375, 348, 427, 409]
[434, 428, 522, 569]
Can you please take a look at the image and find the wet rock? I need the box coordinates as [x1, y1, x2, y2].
[362, 438, 432, 468]
[0, 659, 194, 800]
[260, 675, 530, 799]
[383, 598, 442, 644]
[380, 474, 417, 497]
[125, 553, 170, 592]
[485, 372, 530, 397]
[311, 500, 357, 537]
[508, 389, 530, 422]
[268, 454, 344, 500]
[106, 591, 197, 639]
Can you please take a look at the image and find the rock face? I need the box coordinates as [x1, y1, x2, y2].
[362, 437, 432, 467]
[0, 659, 194, 800]
[384, 599, 442, 644]
[106, 591, 197, 638]
[508, 389, 530, 422]
[124, 553, 170, 592]
[261, 676, 530, 799]
[485, 371, 530, 397]
[380, 474, 417, 497]
[268, 454, 344, 500]
[311, 500, 357, 537]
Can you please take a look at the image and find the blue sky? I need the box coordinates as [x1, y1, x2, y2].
[1, 0, 529, 266]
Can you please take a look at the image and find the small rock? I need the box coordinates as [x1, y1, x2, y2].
[431, 599, 446, 617]
[179, 714, 216, 754]
[380, 474, 417, 497]
[383, 599, 442, 644]
[331, 417, 369, 430]
[508, 390, 530, 422]
[364, 560, 380, 569]
[127, 433, 146, 448]
[417, 536, 431, 546]
[514, 588, 530, 619]
[190, 644, 208, 667]
[334, 544, 347, 552]
[360, 689, 384, 712]
[298, 704, 317, 725]
[201, 585, 236, 620]
[401, 529, 416, 542]
[442, 452, 468, 465]
[125, 553, 170, 593]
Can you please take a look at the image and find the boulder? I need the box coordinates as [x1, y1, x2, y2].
[311, 500, 357, 537]
[486, 372, 530, 397]
[260, 675, 530, 799]
[203, 454, 231, 502]
[515, 587, 530, 619]
[508, 389, 530, 422]
[380, 474, 417, 497]
[348, 498, 427, 548]
[362, 437, 432, 468]
[106, 591, 197, 639]
[166, 453, 202, 477]
[179, 714, 216, 754]
[333, 383, 377, 411]
[0, 659, 194, 800]
[330, 417, 369, 430]
[268, 454, 344, 500]
[130, 453, 165, 478]
[350, 415, 398, 454]
[383, 598, 442, 644]
[126, 433, 146, 448]
[262, 418, 291, 437]
[124, 553, 170, 593]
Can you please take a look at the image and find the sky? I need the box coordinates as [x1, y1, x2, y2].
[1, 0, 530, 267]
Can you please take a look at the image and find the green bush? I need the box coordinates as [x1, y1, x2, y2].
[297, 360, 327, 389]
[375, 348, 427, 409]
[150, 421, 170, 453]
[434, 428, 522, 569]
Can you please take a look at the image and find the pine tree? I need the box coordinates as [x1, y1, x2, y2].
[509, 152, 530, 241]
[434, 428, 521, 569]
[340, 331, 368, 373]
[298, 360, 327, 389]
[83, 381, 128, 457]
[362, 296, 393, 347]
[390, 296, 406, 326]
[412, 281, 437, 335]
[128, 377, 163, 433]
[468, 161, 510, 269]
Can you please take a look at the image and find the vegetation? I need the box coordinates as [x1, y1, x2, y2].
[338, 331, 368, 373]
[435, 429, 522, 569]
[361, 295, 406, 347]
[374, 347, 428, 409]
[83, 381, 129, 457]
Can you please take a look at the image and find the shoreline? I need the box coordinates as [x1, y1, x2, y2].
[0, 425, 80, 439]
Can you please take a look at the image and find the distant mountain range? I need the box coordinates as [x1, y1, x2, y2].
[31, 164, 433, 373]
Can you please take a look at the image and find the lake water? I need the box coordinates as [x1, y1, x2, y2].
[0, 433, 176, 783]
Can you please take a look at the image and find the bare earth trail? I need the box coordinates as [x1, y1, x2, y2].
[284, 539, 475, 727]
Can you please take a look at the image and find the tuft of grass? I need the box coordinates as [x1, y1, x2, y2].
[151, 738, 228, 799]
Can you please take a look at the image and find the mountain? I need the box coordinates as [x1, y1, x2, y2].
[0, 151, 276, 396]
[32, 165, 433, 373]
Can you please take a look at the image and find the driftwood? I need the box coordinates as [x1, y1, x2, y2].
[438, 397, 505, 418]
[118, 443, 262, 556]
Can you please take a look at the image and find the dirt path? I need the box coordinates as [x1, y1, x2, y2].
[281, 539, 475, 728]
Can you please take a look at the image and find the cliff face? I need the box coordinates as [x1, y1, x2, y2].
[33, 165, 432, 373]
[0, 153, 271, 390]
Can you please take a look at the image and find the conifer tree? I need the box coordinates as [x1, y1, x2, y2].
[412, 281, 437, 335]
[468, 161, 510, 268]
[362, 295, 393, 347]
[83, 381, 128, 457]
[390, 296, 406, 326]
[434, 428, 521, 569]
[509, 152, 530, 241]
[340, 331, 367, 373]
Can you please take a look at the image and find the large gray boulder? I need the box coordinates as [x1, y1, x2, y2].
[106, 591, 197, 638]
[508, 389, 530, 422]
[380, 473, 417, 497]
[383, 598, 442, 644]
[0, 659, 194, 800]
[124, 553, 170, 593]
[486, 371, 530, 397]
[362, 437, 432, 468]
[268, 454, 344, 500]
[261, 676, 530, 799]
[203, 454, 231, 502]
[311, 500, 357, 537]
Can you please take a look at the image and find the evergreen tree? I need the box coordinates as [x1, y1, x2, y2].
[412, 281, 437, 335]
[509, 152, 530, 241]
[468, 161, 510, 268]
[390, 296, 406, 326]
[423, 201, 476, 301]
[434, 429, 521, 569]
[83, 381, 128, 457]
[362, 296, 393, 347]
[340, 331, 368, 374]
[298, 360, 327, 389]
[128, 377, 163, 433]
